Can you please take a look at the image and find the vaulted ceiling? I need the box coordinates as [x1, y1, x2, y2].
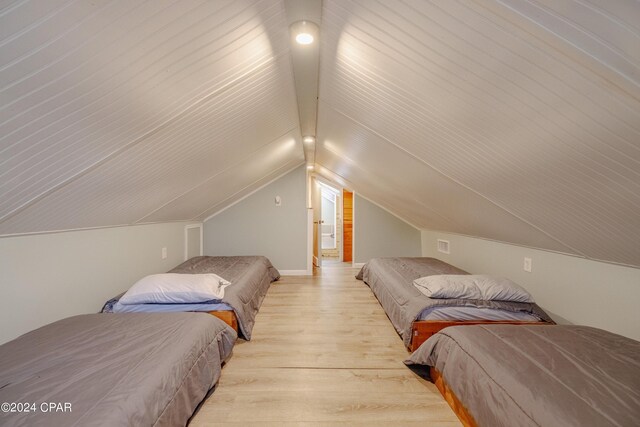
[1, 0, 639, 267]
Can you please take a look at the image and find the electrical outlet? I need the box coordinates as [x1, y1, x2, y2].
[523, 257, 532, 272]
[162, 247, 167, 260]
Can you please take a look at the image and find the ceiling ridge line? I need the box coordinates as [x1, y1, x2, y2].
[196, 159, 305, 222]
[0, 51, 289, 226]
[134, 127, 300, 223]
[320, 99, 585, 257]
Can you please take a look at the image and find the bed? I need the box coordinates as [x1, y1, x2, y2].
[0, 312, 236, 427]
[406, 324, 640, 427]
[356, 257, 553, 351]
[102, 255, 280, 340]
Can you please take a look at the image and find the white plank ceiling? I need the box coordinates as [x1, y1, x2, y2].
[1, 0, 639, 267]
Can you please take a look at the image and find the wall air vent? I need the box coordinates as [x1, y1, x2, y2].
[437, 239, 450, 254]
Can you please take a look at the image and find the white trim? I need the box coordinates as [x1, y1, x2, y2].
[203, 163, 304, 222]
[184, 223, 203, 260]
[352, 191, 357, 264]
[307, 208, 313, 275]
[280, 269, 312, 276]
[352, 262, 365, 268]
[0, 220, 195, 239]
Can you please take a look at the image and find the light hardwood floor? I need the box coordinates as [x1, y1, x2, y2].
[191, 262, 461, 426]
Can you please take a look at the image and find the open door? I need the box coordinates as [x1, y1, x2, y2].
[343, 189, 353, 263]
[311, 176, 322, 267]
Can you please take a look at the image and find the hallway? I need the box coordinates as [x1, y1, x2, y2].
[191, 264, 460, 425]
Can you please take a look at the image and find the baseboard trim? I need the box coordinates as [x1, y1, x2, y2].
[279, 269, 312, 276]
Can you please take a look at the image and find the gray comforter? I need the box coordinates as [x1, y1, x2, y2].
[0, 313, 236, 427]
[104, 256, 279, 340]
[169, 256, 279, 340]
[406, 324, 640, 427]
[356, 257, 552, 346]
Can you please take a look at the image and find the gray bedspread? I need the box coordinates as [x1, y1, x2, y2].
[0, 313, 236, 427]
[103, 256, 279, 340]
[406, 324, 640, 427]
[169, 256, 279, 340]
[356, 257, 552, 346]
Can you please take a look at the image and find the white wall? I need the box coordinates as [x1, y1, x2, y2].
[421, 230, 640, 341]
[354, 195, 421, 264]
[203, 166, 307, 272]
[0, 222, 196, 344]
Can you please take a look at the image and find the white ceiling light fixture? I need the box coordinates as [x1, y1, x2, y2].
[296, 32, 314, 45]
[303, 136, 315, 144]
[291, 20, 318, 46]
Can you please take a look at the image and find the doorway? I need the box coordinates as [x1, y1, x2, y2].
[310, 176, 353, 268]
[319, 183, 340, 261]
[342, 189, 353, 263]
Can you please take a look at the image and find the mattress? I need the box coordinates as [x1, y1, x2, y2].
[418, 306, 540, 322]
[103, 255, 280, 340]
[0, 313, 236, 427]
[406, 324, 640, 427]
[356, 257, 552, 346]
[111, 301, 233, 313]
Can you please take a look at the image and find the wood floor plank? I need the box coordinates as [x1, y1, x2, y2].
[190, 263, 460, 425]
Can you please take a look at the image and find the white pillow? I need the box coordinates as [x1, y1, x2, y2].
[413, 275, 534, 303]
[119, 273, 231, 305]
[414, 275, 482, 299]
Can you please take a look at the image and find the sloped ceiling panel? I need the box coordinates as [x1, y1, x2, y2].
[0, 0, 301, 234]
[318, 0, 640, 266]
[316, 106, 575, 254]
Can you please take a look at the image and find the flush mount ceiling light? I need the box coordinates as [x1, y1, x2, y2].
[296, 32, 314, 45]
[291, 20, 319, 46]
[303, 136, 315, 144]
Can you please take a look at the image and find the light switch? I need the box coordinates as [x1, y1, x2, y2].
[162, 247, 167, 259]
[523, 257, 532, 272]
[275, 196, 282, 206]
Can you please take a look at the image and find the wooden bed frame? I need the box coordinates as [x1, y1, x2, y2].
[409, 320, 547, 352]
[430, 366, 477, 427]
[208, 310, 238, 333]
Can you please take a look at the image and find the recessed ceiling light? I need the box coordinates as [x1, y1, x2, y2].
[291, 21, 318, 47]
[296, 33, 314, 45]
